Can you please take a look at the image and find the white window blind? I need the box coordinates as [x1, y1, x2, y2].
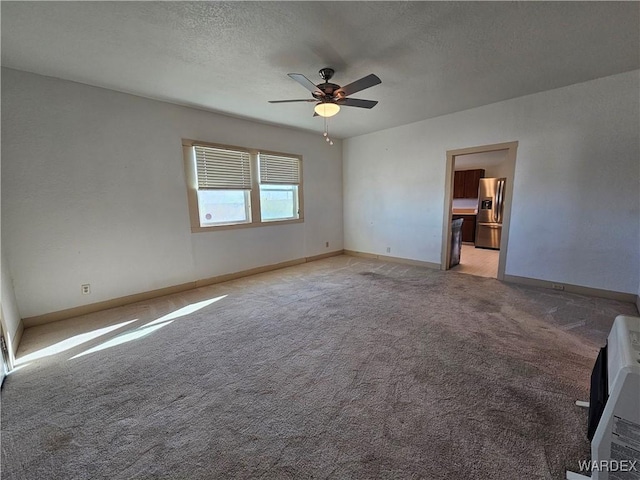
[194, 145, 251, 190]
[259, 154, 301, 185]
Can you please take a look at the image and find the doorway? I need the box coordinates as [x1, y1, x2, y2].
[440, 141, 518, 280]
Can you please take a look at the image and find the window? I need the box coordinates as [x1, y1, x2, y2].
[259, 184, 299, 221]
[182, 140, 303, 232]
[197, 189, 250, 227]
[258, 153, 301, 222]
[194, 145, 252, 226]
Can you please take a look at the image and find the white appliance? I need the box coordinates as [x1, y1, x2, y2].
[567, 315, 640, 479]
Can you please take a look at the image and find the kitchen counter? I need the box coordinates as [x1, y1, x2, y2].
[452, 208, 477, 215]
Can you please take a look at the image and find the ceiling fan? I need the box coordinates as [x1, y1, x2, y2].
[268, 67, 381, 118]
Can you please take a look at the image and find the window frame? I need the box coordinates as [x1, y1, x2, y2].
[182, 139, 304, 233]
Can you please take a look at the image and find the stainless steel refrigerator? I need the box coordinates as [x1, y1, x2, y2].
[475, 178, 506, 250]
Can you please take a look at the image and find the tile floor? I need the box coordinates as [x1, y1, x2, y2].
[453, 243, 500, 278]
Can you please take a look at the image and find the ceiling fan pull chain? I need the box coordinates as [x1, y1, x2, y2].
[322, 118, 334, 146]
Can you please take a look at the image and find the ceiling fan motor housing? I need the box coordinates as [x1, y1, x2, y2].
[318, 67, 335, 81]
[314, 68, 342, 101]
[313, 83, 342, 100]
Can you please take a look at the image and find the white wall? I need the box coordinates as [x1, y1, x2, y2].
[2, 68, 343, 318]
[479, 152, 511, 179]
[344, 70, 640, 295]
[452, 198, 478, 211]
[483, 162, 511, 179]
[454, 150, 508, 176]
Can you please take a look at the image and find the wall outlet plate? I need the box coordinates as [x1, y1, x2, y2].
[81, 284, 91, 295]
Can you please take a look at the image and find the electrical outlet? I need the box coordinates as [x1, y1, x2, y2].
[386, 247, 391, 253]
[551, 283, 564, 291]
[81, 284, 91, 295]
[325, 241, 329, 248]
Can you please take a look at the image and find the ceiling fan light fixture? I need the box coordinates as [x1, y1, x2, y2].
[314, 102, 340, 118]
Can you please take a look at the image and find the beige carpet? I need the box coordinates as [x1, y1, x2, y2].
[2, 255, 638, 479]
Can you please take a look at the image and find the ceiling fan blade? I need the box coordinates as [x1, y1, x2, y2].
[338, 98, 378, 109]
[336, 74, 381, 97]
[268, 99, 317, 103]
[288, 73, 322, 94]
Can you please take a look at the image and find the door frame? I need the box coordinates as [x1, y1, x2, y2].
[440, 141, 518, 280]
[0, 307, 13, 375]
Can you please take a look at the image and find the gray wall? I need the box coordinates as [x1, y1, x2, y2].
[1, 247, 21, 358]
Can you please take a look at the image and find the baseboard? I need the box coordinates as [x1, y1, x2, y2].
[194, 251, 344, 288]
[305, 250, 345, 262]
[503, 274, 637, 303]
[636, 295, 640, 315]
[194, 258, 306, 288]
[343, 249, 441, 270]
[22, 250, 344, 328]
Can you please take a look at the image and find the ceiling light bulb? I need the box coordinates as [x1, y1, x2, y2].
[314, 102, 340, 118]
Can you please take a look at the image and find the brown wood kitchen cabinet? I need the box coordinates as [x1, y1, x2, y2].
[453, 171, 465, 198]
[453, 169, 485, 198]
[452, 214, 477, 243]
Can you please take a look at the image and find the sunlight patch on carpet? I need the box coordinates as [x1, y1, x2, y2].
[69, 295, 227, 359]
[144, 295, 227, 326]
[16, 319, 137, 365]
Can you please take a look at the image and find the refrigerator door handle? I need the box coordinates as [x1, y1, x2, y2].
[500, 179, 506, 222]
[495, 181, 500, 223]
[495, 179, 504, 223]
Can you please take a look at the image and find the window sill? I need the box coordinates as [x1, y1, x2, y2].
[190, 217, 304, 233]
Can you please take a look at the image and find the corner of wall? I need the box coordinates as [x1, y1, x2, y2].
[10, 321, 24, 360]
[1, 247, 24, 366]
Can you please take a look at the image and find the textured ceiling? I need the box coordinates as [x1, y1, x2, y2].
[2, 2, 639, 138]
